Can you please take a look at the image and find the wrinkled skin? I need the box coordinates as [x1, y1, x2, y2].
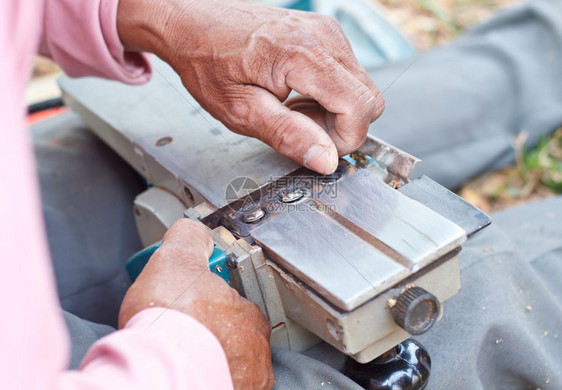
[119, 219, 274, 389]
[118, 0, 384, 174]
[117, 1, 385, 388]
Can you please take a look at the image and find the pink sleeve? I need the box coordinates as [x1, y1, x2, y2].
[1, 1, 232, 389]
[57, 308, 234, 390]
[40, 0, 151, 84]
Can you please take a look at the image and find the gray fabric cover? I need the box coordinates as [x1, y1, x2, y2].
[272, 197, 562, 389]
[32, 0, 562, 388]
[34, 114, 143, 327]
[369, 0, 562, 190]
[63, 311, 115, 370]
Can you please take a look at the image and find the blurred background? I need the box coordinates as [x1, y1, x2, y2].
[29, 0, 560, 213]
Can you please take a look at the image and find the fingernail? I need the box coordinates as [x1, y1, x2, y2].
[304, 144, 337, 174]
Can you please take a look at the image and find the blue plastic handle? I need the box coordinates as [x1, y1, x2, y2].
[126, 242, 231, 285]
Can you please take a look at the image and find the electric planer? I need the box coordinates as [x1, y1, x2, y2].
[59, 58, 490, 370]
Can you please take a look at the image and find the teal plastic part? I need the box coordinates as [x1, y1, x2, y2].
[126, 242, 231, 285]
[286, 0, 312, 11]
[342, 154, 376, 168]
[208, 247, 231, 286]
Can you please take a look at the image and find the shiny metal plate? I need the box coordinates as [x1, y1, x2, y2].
[398, 175, 492, 237]
[252, 168, 466, 311]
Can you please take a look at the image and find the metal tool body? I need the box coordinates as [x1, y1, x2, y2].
[59, 59, 490, 363]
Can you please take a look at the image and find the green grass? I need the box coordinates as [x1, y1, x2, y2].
[417, 0, 462, 33]
[521, 129, 562, 193]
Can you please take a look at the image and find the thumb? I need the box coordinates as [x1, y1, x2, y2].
[150, 219, 214, 272]
[118, 219, 214, 328]
[228, 87, 339, 175]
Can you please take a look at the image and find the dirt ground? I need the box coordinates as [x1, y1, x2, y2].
[376, 0, 517, 50]
[33, 0, 560, 212]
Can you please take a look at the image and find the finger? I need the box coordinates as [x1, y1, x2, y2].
[154, 219, 214, 270]
[331, 51, 385, 122]
[222, 85, 339, 174]
[281, 52, 384, 155]
[286, 95, 377, 158]
[285, 96, 333, 133]
[315, 14, 383, 107]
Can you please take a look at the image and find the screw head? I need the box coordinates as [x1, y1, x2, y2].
[280, 188, 304, 203]
[226, 253, 239, 269]
[318, 165, 345, 184]
[244, 208, 265, 223]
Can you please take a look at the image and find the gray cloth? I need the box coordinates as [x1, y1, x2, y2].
[272, 197, 562, 390]
[420, 197, 562, 389]
[34, 114, 144, 327]
[63, 311, 115, 370]
[33, 0, 562, 388]
[368, 0, 562, 190]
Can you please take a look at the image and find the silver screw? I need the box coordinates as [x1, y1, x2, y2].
[319, 172, 341, 185]
[244, 208, 265, 223]
[280, 188, 304, 203]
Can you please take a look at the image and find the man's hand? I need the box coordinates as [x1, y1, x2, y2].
[117, 0, 384, 174]
[119, 219, 274, 389]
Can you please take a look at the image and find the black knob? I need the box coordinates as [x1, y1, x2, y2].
[391, 287, 440, 335]
[344, 339, 431, 390]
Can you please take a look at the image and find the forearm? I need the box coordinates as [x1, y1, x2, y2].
[116, 0, 204, 62]
[116, 0, 383, 175]
[116, 0, 172, 55]
[116, 0, 264, 64]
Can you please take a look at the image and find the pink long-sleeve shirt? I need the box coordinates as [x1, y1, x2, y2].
[0, 0, 233, 388]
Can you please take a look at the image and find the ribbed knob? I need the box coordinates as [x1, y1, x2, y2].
[391, 287, 441, 335]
